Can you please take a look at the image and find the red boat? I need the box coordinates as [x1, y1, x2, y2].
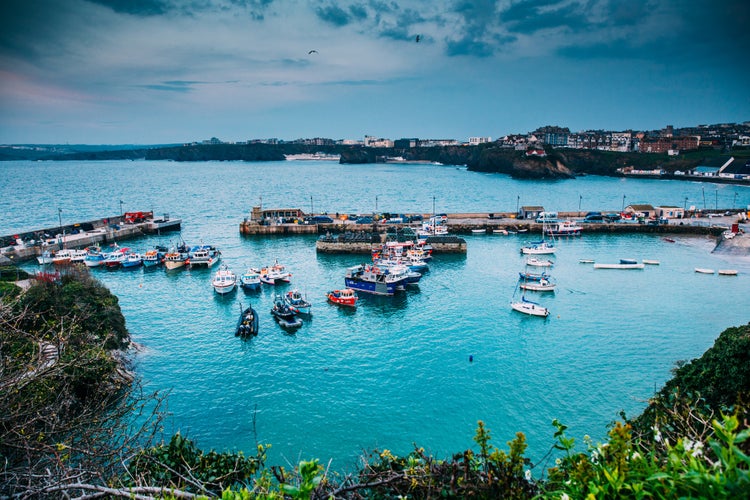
[327, 288, 358, 307]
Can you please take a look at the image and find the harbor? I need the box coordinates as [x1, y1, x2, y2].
[2, 158, 750, 470]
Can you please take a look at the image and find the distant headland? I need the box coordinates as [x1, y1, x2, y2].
[2, 121, 749, 182]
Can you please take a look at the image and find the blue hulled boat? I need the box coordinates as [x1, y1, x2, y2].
[344, 264, 409, 296]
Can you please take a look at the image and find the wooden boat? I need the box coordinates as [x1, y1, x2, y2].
[718, 269, 738, 276]
[695, 268, 715, 274]
[327, 288, 358, 307]
[235, 305, 259, 337]
[511, 296, 549, 317]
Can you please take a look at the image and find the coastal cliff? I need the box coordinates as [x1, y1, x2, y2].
[18, 142, 744, 182]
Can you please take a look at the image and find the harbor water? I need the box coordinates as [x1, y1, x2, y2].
[3, 160, 750, 470]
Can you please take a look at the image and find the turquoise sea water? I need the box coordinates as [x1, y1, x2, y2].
[4, 160, 750, 470]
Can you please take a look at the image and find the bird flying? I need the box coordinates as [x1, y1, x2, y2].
[415, 35, 421, 43]
[308, 49, 318, 54]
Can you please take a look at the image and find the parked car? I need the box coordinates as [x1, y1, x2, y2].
[603, 213, 622, 222]
[355, 216, 373, 224]
[583, 214, 604, 223]
[310, 215, 334, 224]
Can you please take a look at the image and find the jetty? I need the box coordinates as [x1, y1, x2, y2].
[1, 212, 181, 264]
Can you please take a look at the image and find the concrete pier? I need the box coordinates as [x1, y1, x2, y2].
[1, 215, 181, 264]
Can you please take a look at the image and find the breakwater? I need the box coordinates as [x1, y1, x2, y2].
[1, 215, 181, 263]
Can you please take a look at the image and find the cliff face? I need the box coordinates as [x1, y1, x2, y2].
[468, 147, 575, 179]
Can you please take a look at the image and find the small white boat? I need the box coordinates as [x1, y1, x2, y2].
[594, 262, 645, 269]
[526, 257, 553, 267]
[520, 240, 556, 255]
[718, 269, 738, 276]
[643, 260, 660, 265]
[493, 229, 508, 235]
[519, 277, 556, 292]
[579, 259, 595, 264]
[511, 296, 549, 317]
[212, 265, 237, 294]
[695, 268, 715, 274]
[471, 228, 486, 234]
[255, 261, 292, 285]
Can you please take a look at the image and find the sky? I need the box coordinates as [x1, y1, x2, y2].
[0, 0, 748, 144]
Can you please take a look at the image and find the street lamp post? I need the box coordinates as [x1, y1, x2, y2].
[622, 195, 626, 211]
[432, 195, 436, 216]
[734, 192, 738, 210]
[310, 195, 314, 215]
[715, 189, 718, 211]
[119, 199, 124, 217]
[516, 195, 520, 214]
[579, 195, 582, 212]
[58, 208, 63, 247]
[375, 195, 379, 214]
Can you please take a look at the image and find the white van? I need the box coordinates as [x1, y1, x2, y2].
[535, 211, 558, 223]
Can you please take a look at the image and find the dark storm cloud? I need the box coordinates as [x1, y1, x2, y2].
[315, 3, 352, 26]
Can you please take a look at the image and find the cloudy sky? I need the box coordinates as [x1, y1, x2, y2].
[0, 0, 748, 144]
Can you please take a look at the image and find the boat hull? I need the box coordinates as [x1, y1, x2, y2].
[511, 301, 549, 317]
[344, 277, 400, 296]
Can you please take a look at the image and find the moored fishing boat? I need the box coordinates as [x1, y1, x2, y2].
[37, 250, 54, 265]
[284, 288, 312, 315]
[142, 249, 164, 267]
[327, 288, 358, 307]
[344, 263, 407, 296]
[189, 245, 221, 267]
[83, 247, 106, 267]
[545, 220, 582, 236]
[212, 264, 237, 294]
[255, 262, 292, 285]
[120, 252, 143, 269]
[271, 295, 303, 329]
[239, 268, 261, 290]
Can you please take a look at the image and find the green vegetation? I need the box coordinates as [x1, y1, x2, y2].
[1, 269, 748, 498]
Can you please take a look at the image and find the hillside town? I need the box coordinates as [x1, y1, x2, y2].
[200, 121, 750, 155]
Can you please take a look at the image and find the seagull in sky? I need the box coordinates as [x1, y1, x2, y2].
[415, 34, 421, 43]
[308, 49, 318, 54]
